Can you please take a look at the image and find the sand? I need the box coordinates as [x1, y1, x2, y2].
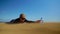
[0, 22, 60, 34]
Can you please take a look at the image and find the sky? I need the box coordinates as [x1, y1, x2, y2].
[0, 0, 60, 22]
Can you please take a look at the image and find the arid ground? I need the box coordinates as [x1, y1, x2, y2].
[0, 22, 60, 34]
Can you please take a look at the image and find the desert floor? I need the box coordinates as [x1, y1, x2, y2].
[0, 22, 60, 34]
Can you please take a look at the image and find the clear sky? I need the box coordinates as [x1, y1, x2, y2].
[0, 0, 60, 22]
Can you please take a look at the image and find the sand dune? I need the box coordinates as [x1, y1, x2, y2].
[0, 22, 60, 34]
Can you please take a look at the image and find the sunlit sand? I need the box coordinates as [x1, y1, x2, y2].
[0, 22, 60, 34]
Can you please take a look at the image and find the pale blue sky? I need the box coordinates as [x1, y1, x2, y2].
[0, 0, 60, 22]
